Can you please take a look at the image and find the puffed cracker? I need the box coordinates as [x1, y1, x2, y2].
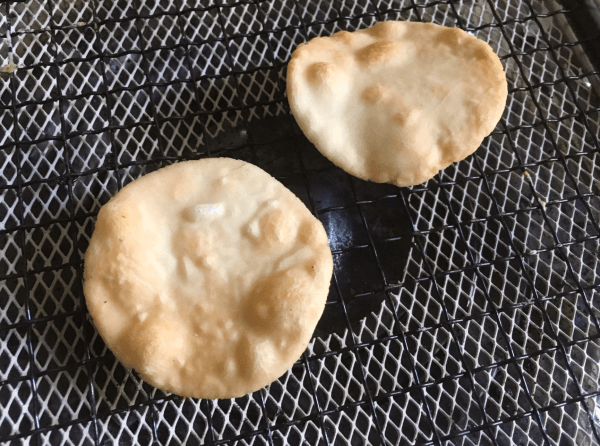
[287, 21, 508, 186]
[84, 158, 333, 399]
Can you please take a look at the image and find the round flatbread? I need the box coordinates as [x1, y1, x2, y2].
[83, 158, 333, 399]
[287, 21, 508, 187]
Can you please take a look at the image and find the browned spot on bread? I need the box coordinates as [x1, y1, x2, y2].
[436, 27, 463, 46]
[259, 208, 294, 248]
[361, 84, 386, 104]
[472, 45, 489, 61]
[390, 111, 413, 126]
[356, 41, 401, 67]
[306, 62, 336, 85]
[298, 219, 327, 246]
[332, 30, 354, 45]
[367, 21, 396, 39]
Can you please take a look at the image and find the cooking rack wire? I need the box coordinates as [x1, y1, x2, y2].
[1, 0, 600, 444]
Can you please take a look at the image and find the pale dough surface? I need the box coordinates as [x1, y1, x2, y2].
[287, 21, 508, 186]
[84, 158, 333, 399]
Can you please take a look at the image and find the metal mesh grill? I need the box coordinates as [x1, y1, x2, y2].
[1, 0, 600, 444]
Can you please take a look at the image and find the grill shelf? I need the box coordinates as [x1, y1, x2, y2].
[1, 0, 600, 445]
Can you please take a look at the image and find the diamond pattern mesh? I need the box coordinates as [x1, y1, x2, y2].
[1, 0, 600, 444]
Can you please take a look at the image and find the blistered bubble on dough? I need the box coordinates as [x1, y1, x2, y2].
[356, 41, 401, 67]
[306, 62, 337, 87]
[286, 21, 508, 187]
[83, 158, 333, 399]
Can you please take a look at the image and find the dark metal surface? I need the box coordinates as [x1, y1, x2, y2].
[1, 0, 600, 445]
[557, 0, 600, 75]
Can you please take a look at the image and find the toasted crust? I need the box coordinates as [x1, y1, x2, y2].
[83, 159, 333, 399]
[286, 21, 508, 187]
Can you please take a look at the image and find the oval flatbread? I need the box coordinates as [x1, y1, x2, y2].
[287, 21, 508, 186]
[84, 158, 333, 399]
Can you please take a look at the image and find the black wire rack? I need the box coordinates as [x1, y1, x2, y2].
[1, 0, 600, 444]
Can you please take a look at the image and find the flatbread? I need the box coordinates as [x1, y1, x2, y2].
[286, 21, 508, 186]
[83, 158, 333, 399]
